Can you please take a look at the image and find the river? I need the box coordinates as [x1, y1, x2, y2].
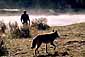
[0, 14, 85, 26]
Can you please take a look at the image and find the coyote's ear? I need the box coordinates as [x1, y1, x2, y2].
[55, 30, 58, 32]
[52, 30, 55, 32]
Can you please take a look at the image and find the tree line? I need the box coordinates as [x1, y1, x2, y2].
[0, 0, 85, 10]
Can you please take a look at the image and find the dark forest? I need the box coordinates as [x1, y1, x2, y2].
[0, 0, 85, 10]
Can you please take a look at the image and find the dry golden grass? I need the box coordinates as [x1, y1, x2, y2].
[1, 22, 85, 57]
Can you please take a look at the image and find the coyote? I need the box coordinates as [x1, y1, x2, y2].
[31, 30, 60, 55]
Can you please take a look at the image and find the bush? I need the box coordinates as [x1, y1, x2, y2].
[20, 26, 31, 38]
[8, 22, 32, 38]
[31, 17, 50, 30]
[0, 21, 6, 33]
[0, 36, 8, 56]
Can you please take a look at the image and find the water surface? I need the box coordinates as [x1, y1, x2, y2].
[0, 14, 85, 26]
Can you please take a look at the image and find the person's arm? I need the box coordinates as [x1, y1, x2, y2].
[28, 15, 30, 25]
[21, 15, 23, 23]
[28, 19, 30, 26]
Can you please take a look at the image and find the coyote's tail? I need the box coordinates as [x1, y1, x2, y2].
[31, 38, 37, 49]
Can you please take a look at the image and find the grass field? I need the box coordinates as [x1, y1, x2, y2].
[1, 22, 85, 57]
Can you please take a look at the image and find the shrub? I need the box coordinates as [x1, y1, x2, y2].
[31, 17, 50, 30]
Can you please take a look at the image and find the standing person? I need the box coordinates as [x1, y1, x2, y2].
[21, 11, 30, 25]
[20, 11, 31, 38]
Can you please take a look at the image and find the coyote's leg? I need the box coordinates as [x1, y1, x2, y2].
[46, 43, 48, 53]
[35, 42, 41, 55]
[50, 42, 56, 50]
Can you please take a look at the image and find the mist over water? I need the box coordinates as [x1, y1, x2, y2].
[0, 14, 85, 26]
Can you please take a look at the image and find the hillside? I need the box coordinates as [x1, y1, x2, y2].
[1, 22, 85, 57]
